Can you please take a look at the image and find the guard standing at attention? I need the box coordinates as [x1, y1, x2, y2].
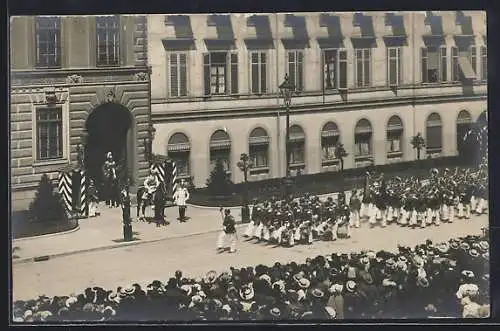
[173, 179, 190, 222]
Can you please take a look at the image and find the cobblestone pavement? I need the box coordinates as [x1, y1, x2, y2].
[12, 213, 488, 301]
[12, 204, 243, 261]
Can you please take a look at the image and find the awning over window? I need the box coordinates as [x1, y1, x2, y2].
[249, 136, 270, 145]
[204, 15, 235, 50]
[317, 13, 344, 49]
[281, 14, 309, 49]
[167, 142, 191, 152]
[244, 15, 274, 50]
[355, 119, 372, 134]
[383, 13, 407, 47]
[458, 56, 476, 79]
[321, 130, 340, 138]
[209, 140, 231, 150]
[387, 116, 404, 132]
[163, 15, 196, 51]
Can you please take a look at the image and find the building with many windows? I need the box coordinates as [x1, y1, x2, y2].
[10, 15, 150, 210]
[148, 11, 487, 188]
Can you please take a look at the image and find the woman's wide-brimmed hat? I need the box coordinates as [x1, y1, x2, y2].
[437, 242, 450, 254]
[270, 307, 281, 317]
[461, 270, 475, 279]
[469, 249, 480, 258]
[479, 241, 489, 252]
[417, 277, 430, 288]
[204, 270, 218, 284]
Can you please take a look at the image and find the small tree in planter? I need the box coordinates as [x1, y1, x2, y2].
[206, 159, 233, 198]
[411, 132, 426, 160]
[29, 174, 68, 223]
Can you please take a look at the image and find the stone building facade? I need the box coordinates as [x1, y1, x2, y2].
[10, 15, 150, 211]
[148, 11, 487, 188]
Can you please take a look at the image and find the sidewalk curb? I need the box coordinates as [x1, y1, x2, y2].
[13, 225, 81, 243]
[12, 224, 247, 265]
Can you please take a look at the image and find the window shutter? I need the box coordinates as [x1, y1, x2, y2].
[321, 50, 325, 91]
[230, 53, 238, 95]
[440, 47, 447, 81]
[339, 50, 347, 90]
[203, 53, 211, 96]
[179, 53, 187, 96]
[260, 52, 267, 93]
[170, 54, 178, 97]
[421, 48, 428, 82]
[297, 51, 304, 91]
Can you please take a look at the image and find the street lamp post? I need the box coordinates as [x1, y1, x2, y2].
[279, 74, 295, 199]
[237, 153, 253, 223]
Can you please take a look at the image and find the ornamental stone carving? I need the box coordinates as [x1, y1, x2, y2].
[66, 74, 83, 84]
[134, 72, 149, 81]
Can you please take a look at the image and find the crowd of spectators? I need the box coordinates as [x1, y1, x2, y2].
[13, 233, 489, 322]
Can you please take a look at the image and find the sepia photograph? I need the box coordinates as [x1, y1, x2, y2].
[9, 10, 489, 322]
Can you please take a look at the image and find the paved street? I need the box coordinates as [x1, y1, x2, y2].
[12, 204, 244, 262]
[12, 213, 488, 301]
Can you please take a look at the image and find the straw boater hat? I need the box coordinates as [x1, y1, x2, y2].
[460, 242, 470, 251]
[204, 270, 218, 284]
[239, 286, 255, 301]
[298, 278, 311, 289]
[311, 288, 325, 299]
[417, 277, 430, 288]
[270, 307, 281, 318]
[479, 241, 489, 252]
[346, 280, 357, 292]
[461, 270, 475, 280]
[469, 249, 480, 258]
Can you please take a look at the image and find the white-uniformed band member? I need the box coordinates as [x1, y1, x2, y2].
[243, 159, 487, 248]
[173, 179, 190, 222]
[217, 208, 237, 253]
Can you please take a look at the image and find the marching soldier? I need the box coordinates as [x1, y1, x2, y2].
[217, 208, 237, 253]
[173, 179, 190, 222]
[349, 190, 361, 228]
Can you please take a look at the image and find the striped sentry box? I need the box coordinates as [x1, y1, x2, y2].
[58, 171, 73, 212]
[171, 161, 177, 193]
[152, 163, 165, 184]
[79, 170, 88, 216]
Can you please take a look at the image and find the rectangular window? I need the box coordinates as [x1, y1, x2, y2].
[203, 52, 238, 96]
[481, 46, 487, 81]
[287, 51, 304, 91]
[249, 144, 269, 168]
[452, 46, 478, 82]
[96, 16, 120, 66]
[35, 17, 61, 68]
[36, 108, 63, 160]
[422, 46, 447, 83]
[250, 52, 267, 94]
[355, 49, 371, 88]
[387, 47, 402, 86]
[169, 53, 188, 97]
[322, 49, 348, 91]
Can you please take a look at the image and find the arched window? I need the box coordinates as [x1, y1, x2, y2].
[386, 115, 404, 159]
[321, 122, 340, 166]
[167, 132, 191, 177]
[426, 112, 442, 155]
[354, 119, 373, 162]
[209, 130, 231, 172]
[289, 124, 306, 170]
[249, 127, 270, 174]
[477, 111, 487, 125]
[456, 110, 473, 157]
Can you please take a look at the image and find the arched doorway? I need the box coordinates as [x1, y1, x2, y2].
[456, 110, 473, 160]
[85, 103, 134, 195]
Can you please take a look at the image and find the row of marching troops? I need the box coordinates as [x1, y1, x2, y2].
[242, 160, 488, 248]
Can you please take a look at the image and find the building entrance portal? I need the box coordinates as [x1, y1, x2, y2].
[85, 104, 134, 197]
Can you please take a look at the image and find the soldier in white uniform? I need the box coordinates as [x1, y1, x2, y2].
[173, 179, 190, 222]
